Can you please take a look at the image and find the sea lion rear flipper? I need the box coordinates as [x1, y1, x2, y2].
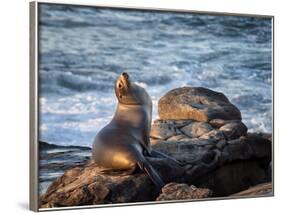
[137, 157, 165, 191]
[149, 150, 183, 166]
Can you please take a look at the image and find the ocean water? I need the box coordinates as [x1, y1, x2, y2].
[38, 4, 272, 147]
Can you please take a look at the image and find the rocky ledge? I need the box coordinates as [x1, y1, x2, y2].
[157, 183, 212, 201]
[231, 182, 272, 197]
[40, 87, 272, 208]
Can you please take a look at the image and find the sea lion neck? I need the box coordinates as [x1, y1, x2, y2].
[112, 104, 150, 127]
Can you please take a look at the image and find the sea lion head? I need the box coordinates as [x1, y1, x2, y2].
[115, 72, 151, 106]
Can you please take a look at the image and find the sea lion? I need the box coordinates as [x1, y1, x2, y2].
[92, 72, 175, 190]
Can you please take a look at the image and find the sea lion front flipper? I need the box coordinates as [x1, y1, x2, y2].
[137, 157, 165, 191]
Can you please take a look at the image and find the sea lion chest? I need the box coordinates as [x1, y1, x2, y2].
[113, 104, 151, 144]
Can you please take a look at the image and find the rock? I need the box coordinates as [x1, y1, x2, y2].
[200, 129, 225, 141]
[88, 182, 110, 203]
[180, 122, 213, 138]
[150, 121, 177, 140]
[219, 121, 247, 140]
[222, 139, 253, 162]
[158, 87, 241, 122]
[208, 119, 240, 128]
[184, 149, 221, 181]
[154, 132, 270, 167]
[166, 134, 190, 141]
[40, 158, 184, 208]
[247, 133, 272, 158]
[40, 129, 272, 207]
[152, 140, 219, 165]
[222, 134, 272, 164]
[156, 183, 212, 201]
[200, 150, 217, 164]
[231, 182, 272, 197]
[152, 141, 183, 155]
[193, 160, 269, 196]
[178, 137, 193, 142]
[150, 138, 163, 146]
[255, 132, 272, 141]
[39, 83, 273, 209]
[184, 164, 193, 170]
[216, 140, 226, 149]
[192, 138, 216, 146]
[266, 161, 272, 181]
[209, 119, 230, 128]
[146, 157, 185, 183]
[173, 120, 194, 128]
[153, 132, 272, 187]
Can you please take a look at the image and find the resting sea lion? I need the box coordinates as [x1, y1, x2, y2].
[92, 72, 176, 190]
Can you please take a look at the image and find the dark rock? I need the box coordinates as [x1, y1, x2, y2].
[158, 87, 241, 122]
[192, 138, 216, 147]
[266, 161, 272, 181]
[221, 139, 253, 162]
[152, 140, 216, 163]
[221, 135, 272, 167]
[184, 164, 193, 170]
[147, 157, 185, 183]
[152, 140, 183, 155]
[193, 160, 269, 196]
[156, 183, 212, 201]
[180, 122, 213, 138]
[247, 133, 272, 158]
[201, 150, 216, 164]
[153, 133, 272, 192]
[219, 121, 247, 140]
[257, 133, 272, 141]
[173, 120, 194, 128]
[184, 149, 221, 181]
[216, 140, 227, 149]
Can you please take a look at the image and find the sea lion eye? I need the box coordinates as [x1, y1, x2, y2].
[118, 83, 122, 88]
[119, 95, 122, 98]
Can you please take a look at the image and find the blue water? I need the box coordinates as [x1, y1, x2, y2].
[38, 4, 272, 147]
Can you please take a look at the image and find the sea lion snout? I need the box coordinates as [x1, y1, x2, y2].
[120, 72, 130, 85]
[121, 72, 128, 78]
[115, 72, 130, 100]
[117, 72, 130, 89]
